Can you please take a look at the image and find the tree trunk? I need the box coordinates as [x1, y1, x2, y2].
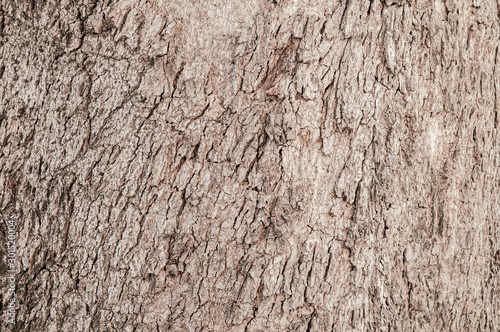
[1, 0, 500, 331]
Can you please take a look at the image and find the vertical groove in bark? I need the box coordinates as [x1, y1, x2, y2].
[0, 0, 499, 331]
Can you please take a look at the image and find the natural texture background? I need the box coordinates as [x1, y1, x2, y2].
[1, 0, 500, 331]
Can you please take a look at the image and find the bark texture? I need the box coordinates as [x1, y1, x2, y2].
[1, 0, 500, 331]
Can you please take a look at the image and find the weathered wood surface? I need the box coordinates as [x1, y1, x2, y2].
[1, 0, 499, 331]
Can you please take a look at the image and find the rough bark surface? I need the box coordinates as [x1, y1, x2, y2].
[1, 0, 500, 331]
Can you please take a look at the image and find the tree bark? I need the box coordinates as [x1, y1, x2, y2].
[1, 0, 500, 331]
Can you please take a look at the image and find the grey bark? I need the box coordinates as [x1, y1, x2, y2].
[1, 0, 500, 331]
